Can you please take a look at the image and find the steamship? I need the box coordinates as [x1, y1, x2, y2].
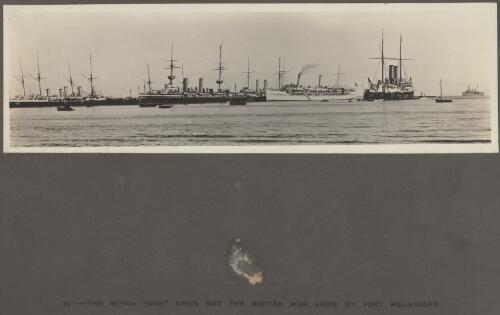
[363, 32, 417, 101]
[138, 44, 229, 106]
[265, 59, 361, 102]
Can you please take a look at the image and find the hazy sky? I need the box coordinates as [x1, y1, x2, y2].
[5, 3, 497, 97]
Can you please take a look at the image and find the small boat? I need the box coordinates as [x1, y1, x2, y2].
[435, 79, 452, 103]
[56, 104, 74, 111]
[158, 104, 172, 109]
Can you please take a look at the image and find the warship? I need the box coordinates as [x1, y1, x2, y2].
[462, 84, 486, 98]
[137, 44, 229, 107]
[363, 31, 417, 101]
[9, 53, 138, 108]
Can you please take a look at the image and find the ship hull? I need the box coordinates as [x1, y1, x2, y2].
[83, 98, 138, 106]
[138, 95, 228, 106]
[229, 96, 248, 106]
[459, 94, 488, 99]
[243, 94, 266, 102]
[10, 98, 138, 108]
[363, 90, 416, 101]
[265, 90, 356, 102]
[10, 100, 82, 108]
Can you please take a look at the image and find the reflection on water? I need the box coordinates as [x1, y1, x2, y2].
[9, 98, 491, 147]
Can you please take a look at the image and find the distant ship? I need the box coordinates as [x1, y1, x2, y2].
[9, 53, 137, 108]
[266, 59, 360, 101]
[138, 44, 229, 107]
[363, 31, 417, 101]
[462, 84, 486, 98]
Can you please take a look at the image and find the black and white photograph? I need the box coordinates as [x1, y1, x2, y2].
[2, 3, 500, 315]
[3, 3, 498, 153]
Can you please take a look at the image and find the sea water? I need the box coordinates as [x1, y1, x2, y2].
[9, 98, 491, 147]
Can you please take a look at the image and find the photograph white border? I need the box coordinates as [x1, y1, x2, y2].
[3, 3, 498, 154]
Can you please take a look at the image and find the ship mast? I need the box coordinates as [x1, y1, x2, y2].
[396, 35, 413, 85]
[81, 54, 96, 98]
[242, 57, 254, 90]
[215, 43, 226, 92]
[66, 62, 75, 96]
[399, 34, 402, 85]
[440, 79, 443, 99]
[147, 63, 153, 92]
[29, 50, 44, 96]
[166, 43, 179, 86]
[90, 55, 94, 97]
[36, 51, 42, 96]
[144, 63, 154, 93]
[381, 29, 384, 91]
[334, 64, 347, 89]
[278, 57, 281, 89]
[15, 57, 26, 97]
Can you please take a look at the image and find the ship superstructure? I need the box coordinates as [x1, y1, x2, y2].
[363, 31, 416, 101]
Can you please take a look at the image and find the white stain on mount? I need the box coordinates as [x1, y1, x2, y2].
[228, 238, 263, 285]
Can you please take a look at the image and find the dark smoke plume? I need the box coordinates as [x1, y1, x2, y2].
[299, 63, 317, 75]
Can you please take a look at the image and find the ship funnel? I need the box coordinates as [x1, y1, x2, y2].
[263, 79, 268, 91]
[389, 65, 394, 82]
[318, 74, 322, 87]
[296, 73, 302, 87]
[393, 66, 398, 83]
[198, 78, 204, 92]
[77, 86, 82, 97]
[255, 79, 260, 92]
[58, 88, 63, 97]
[63, 86, 68, 98]
[46, 88, 50, 97]
[183, 78, 189, 93]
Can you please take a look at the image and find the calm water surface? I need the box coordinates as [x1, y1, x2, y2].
[9, 98, 491, 146]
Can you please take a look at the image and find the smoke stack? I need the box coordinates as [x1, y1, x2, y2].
[318, 74, 322, 87]
[46, 88, 50, 97]
[77, 86, 82, 97]
[58, 89, 63, 97]
[255, 79, 260, 92]
[183, 78, 188, 93]
[394, 66, 398, 83]
[198, 78, 203, 92]
[296, 73, 302, 87]
[63, 86, 68, 98]
[264, 80, 268, 91]
[389, 65, 394, 82]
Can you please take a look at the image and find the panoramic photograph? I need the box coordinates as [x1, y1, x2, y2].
[3, 3, 498, 153]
